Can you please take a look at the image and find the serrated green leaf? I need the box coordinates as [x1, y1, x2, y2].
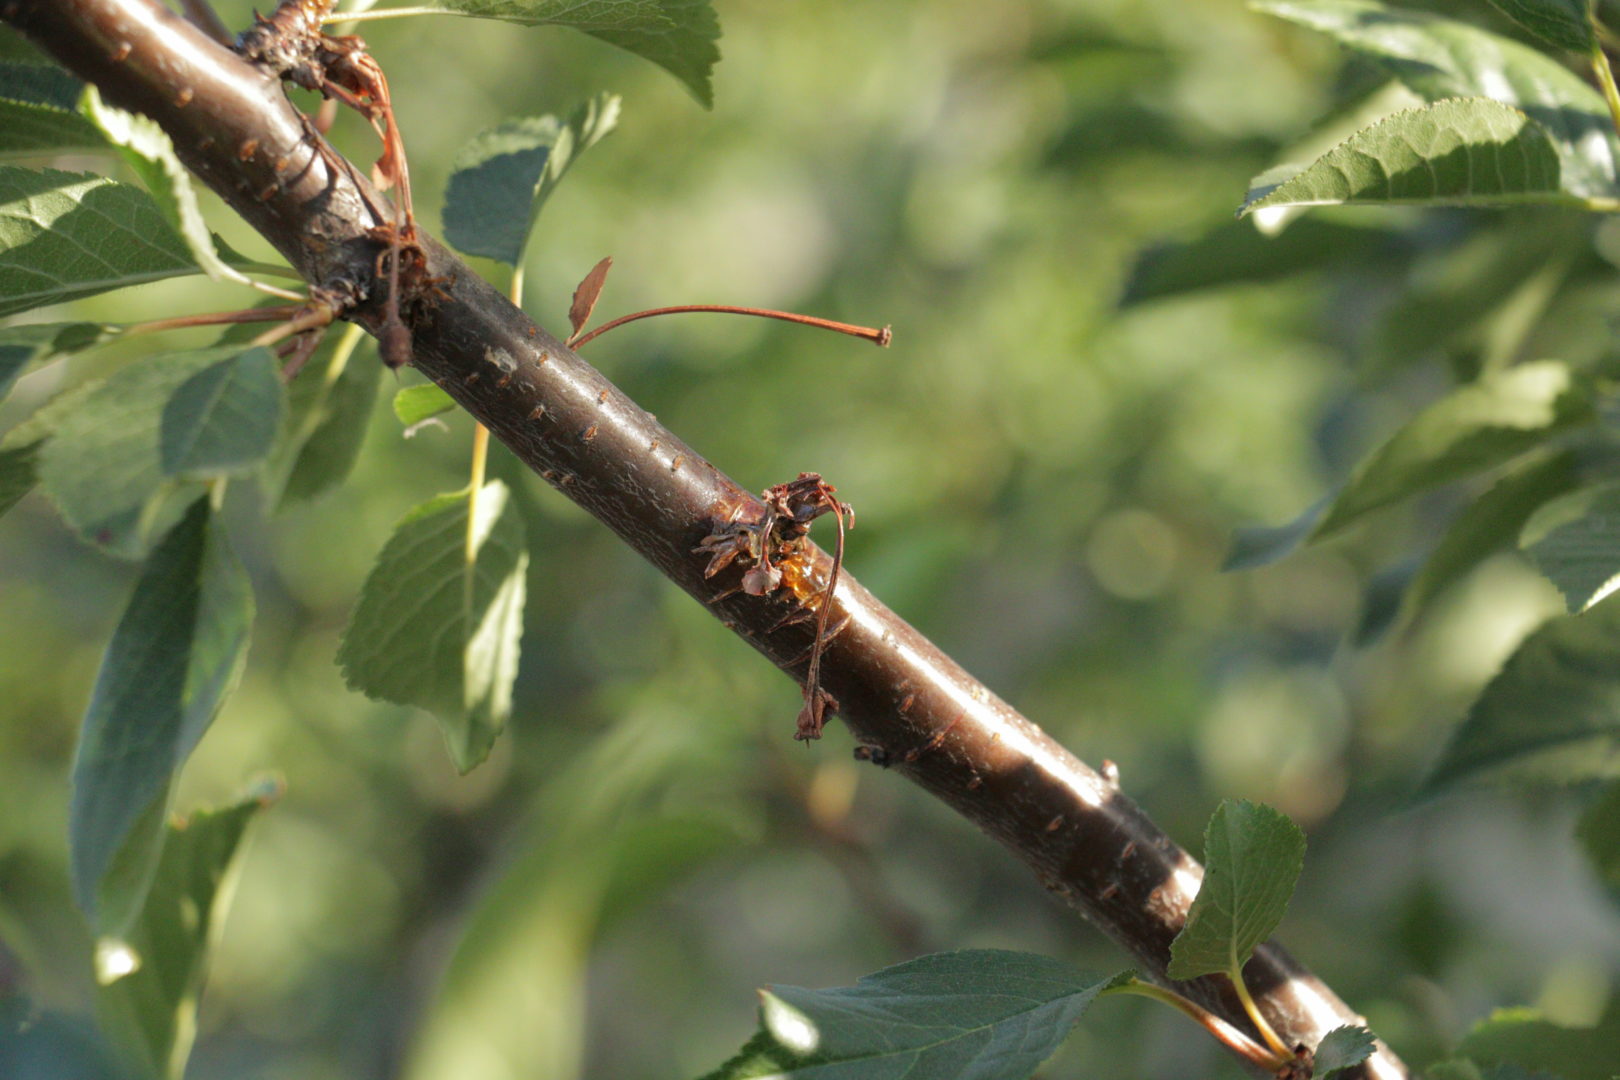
[1458, 1002, 1620, 1080]
[1422, 607, 1620, 793]
[338, 480, 527, 772]
[1167, 800, 1305, 980]
[0, 62, 105, 157]
[405, 709, 751, 1080]
[1576, 780, 1620, 895]
[0, 166, 197, 318]
[1404, 450, 1580, 620]
[158, 347, 283, 479]
[78, 87, 254, 287]
[699, 951, 1128, 1080]
[1240, 99, 1574, 217]
[1313, 360, 1591, 540]
[443, 94, 621, 267]
[1522, 482, 1620, 612]
[262, 324, 381, 507]
[1253, 0, 1619, 198]
[96, 783, 277, 1080]
[392, 383, 456, 426]
[1486, 0, 1594, 52]
[0, 437, 40, 519]
[37, 347, 243, 559]
[421, 1, 718, 106]
[70, 499, 254, 934]
[0, 321, 119, 404]
[1316, 1025, 1377, 1077]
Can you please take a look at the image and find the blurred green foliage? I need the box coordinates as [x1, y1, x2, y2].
[3, 1, 1620, 1078]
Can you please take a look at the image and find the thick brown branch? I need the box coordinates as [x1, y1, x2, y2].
[3, 2, 1405, 1075]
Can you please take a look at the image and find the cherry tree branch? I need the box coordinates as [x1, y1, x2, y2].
[2, 2, 1404, 1075]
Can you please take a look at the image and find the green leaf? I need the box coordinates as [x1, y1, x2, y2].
[0, 166, 197, 318]
[0, 62, 105, 157]
[1312, 360, 1591, 541]
[1315, 1025, 1377, 1077]
[1240, 99, 1573, 217]
[70, 499, 254, 934]
[1485, 0, 1594, 52]
[1458, 1003, 1620, 1080]
[262, 325, 381, 507]
[1253, 0, 1620, 199]
[392, 383, 456, 427]
[1522, 482, 1620, 613]
[0, 437, 40, 519]
[1576, 780, 1620, 896]
[337, 480, 528, 772]
[0, 321, 119, 403]
[422, 1, 718, 106]
[95, 783, 277, 1080]
[1404, 450, 1580, 620]
[699, 951, 1128, 1080]
[1422, 607, 1620, 792]
[78, 87, 256, 287]
[443, 94, 621, 267]
[37, 347, 243, 559]
[1167, 800, 1305, 980]
[158, 347, 283, 479]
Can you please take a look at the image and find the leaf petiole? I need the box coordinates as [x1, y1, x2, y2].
[569, 304, 891, 349]
[1228, 954, 1292, 1059]
[1592, 39, 1620, 145]
[1104, 979, 1283, 1069]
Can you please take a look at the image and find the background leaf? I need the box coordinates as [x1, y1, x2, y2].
[422, 1, 718, 106]
[95, 783, 277, 1080]
[1484, 0, 1594, 52]
[1223, 496, 1328, 570]
[1253, 0, 1620, 198]
[0, 321, 119, 405]
[391, 383, 456, 427]
[0, 167, 196, 318]
[0, 62, 104, 157]
[1312, 360, 1591, 540]
[158, 347, 283, 479]
[1423, 607, 1620, 792]
[1575, 781, 1620, 896]
[1457, 1003, 1620, 1080]
[699, 951, 1127, 1080]
[1240, 99, 1575, 216]
[404, 710, 752, 1080]
[0, 437, 39, 519]
[443, 95, 621, 267]
[1403, 450, 1580, 620]
[337, 480, 528, 772]
[1521, 483, 1620, 612]
[1167, 800, 1306, 980]
[261, 324, 381, 508]
[37, 347, 240, 559]
[69, 499, 254, 935]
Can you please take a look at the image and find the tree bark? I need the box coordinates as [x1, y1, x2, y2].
[2, 1, 1406, 1075]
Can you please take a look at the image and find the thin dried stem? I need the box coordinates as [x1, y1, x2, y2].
[570, 304, 891, 350]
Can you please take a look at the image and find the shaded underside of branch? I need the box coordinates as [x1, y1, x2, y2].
[2, 2, 1404, 1076]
